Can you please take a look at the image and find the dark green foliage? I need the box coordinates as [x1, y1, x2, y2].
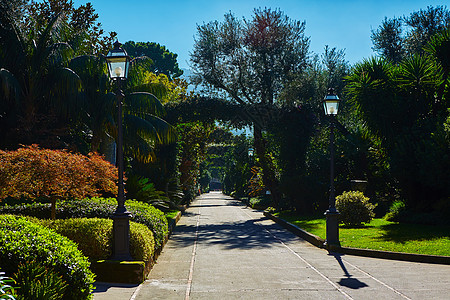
[336, 191, 376, 227]
[384, 198, 450, 225]
[0, 198, 169, 250]
[268, 105, 316, 209]
[221, 135, 253, 198]
[125, 175, 173, 210]
[123, 41, 183, 79]
[371, 5, 450, 61]
[249, 196, 272, 210]
[371, 17, 405, 63]
[13, 261, 67, 300]
[37, 218, 155, 262]
[384, 200, 407, 222]
[345, 52, 450, 211]
[130, 142, 182, 206]
[0, 215, 95, 300]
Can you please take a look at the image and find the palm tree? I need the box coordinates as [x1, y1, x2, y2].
[69, 54, 176, 162]
[68, 55, 115, 153]
[0, 6, 81, 148]
[121, 57, 176, 163]
[345, 53, 448, 211]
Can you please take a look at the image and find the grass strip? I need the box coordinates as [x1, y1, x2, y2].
[165, 210, 180, 221]
[276, 212, 450, 257]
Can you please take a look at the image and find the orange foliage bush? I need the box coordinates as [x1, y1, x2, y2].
[0, 145, 118, 218]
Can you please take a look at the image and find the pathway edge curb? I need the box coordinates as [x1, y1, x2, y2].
[263, 211, 450, 265]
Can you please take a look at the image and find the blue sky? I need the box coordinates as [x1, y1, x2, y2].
[76, 1, 446, 69]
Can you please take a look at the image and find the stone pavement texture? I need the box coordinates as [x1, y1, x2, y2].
[93, 192, 450, 300]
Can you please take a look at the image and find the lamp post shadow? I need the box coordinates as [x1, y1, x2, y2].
[331, 253, 369, 290]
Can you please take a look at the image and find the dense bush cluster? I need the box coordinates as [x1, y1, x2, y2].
[0, 215, 94, 300]
[0, 197, 169, 250]
[336, 191, 376, 227]
[36, 218, 155, 262]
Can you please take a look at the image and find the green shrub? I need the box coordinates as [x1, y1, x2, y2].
[125, 175, 173, 210]
[335, 191, 376, 227]
[249, 196, 272, 210]
[0, 215, 94, 300]
[37, 218, 112, 261]
[35, 218, 155, 262]
[384, 200, 407, 222]
[14, 261, 67, 300]
[129, 222, 155, 263]
[0, 197, 169, 250]
[0, 271, 16, 300]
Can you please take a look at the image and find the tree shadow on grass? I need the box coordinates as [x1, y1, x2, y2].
[378, 223, 450, 243]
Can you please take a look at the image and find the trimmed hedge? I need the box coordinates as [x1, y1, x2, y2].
[35, 218, 155, 262]
[0, 215, 95, 300]
[0, 197, 169, 250]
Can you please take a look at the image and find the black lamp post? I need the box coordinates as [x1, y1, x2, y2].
[323, 88, 341, 248]
[106, 41, 132, 260]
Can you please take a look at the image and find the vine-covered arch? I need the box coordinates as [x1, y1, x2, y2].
[164, 96, 318, 204]
[164, 96, 316, 131]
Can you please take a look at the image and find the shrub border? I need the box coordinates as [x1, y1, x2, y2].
[93, 210, 183, 284]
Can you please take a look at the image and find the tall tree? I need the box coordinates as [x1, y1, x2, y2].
[123, 41, 183, 79]
[345, 52, 449, 211]
[371, 5, 450, 62]
[191, 8, 310, 206]
[0, 3, 81, 149]
[0, 0, 117, 149]
[68, 54, 176, 162]
[280, 45, 349, 111]
[371, 17, 405, 64]
[23, 0, 117, 55]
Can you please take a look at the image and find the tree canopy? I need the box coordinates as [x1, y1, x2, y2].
[191, 8, 309, 105]
[371, 5, 450, 62]
[123, 41, 183, 80]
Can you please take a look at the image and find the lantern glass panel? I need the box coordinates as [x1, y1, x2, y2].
[106, 45, 130, 80]
[323, 100, 340, 115]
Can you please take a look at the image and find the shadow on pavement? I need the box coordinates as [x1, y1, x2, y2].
[331, 253, 369, 290]
[170, 217, 301, 250]
[93, 282, 139, 293]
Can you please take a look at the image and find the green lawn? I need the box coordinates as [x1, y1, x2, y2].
[165, 210, 180, 221]
[275, 212, 450, 257]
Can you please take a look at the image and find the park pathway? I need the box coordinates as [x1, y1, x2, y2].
[133, 192, 449, 300]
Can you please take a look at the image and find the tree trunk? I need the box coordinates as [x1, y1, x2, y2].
[253, 125, 281, 208]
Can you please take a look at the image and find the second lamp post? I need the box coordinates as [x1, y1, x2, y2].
[323, 88, 341, 248]
[106, 41, 132, 260]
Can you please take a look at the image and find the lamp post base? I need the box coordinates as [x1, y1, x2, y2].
[324, 210, 340, 249]
[112, 212, 133, 261]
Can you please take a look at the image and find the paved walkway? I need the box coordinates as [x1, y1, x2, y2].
[94, 192, 450, 300]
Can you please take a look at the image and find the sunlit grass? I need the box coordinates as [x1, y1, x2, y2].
[165, 210, 180, 221]
[275, 212, 450, 256]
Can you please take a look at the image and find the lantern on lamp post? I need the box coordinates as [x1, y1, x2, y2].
[106, 41, 132, 260]
[323, 88, 341, 248]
